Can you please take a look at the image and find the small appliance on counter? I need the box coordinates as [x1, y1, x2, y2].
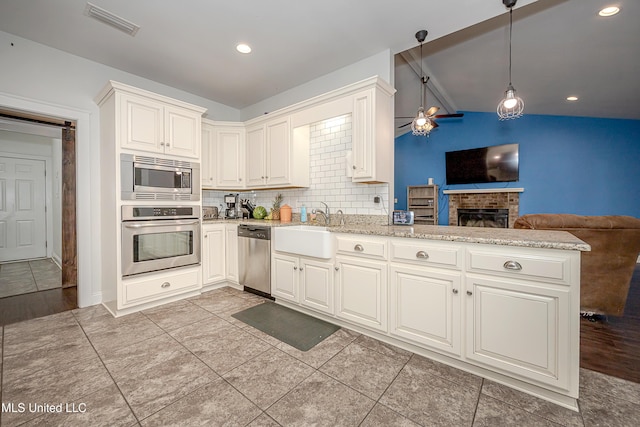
[224, 193, 240, 219]
[393, 210, 415, 225]
[202, 206, 219, 220]
[241, 199, 255, 218]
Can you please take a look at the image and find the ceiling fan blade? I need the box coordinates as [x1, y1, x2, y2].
[433, 113, 464, 118]
[431, 120, 439, 129]
[425, 106, 440, 117]
[398, 121, 412, 129]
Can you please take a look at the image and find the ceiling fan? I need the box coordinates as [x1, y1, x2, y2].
[397, 30, 464, 135]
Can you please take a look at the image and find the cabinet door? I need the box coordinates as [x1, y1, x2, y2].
[202, 226, 226, 284]
[351, 89, 373, 181]
[465, 274, 571, 390]
[272, 253, 299, 302]
[266, 118, 291, 186]
[225, 225, 238, 283]
[246, 125, 266, 187]
[300, 258, 334, 315]
[120, 93, 164, 153]
[335, 256, 387, 332]
[164, 105, 201, 159]
[389, 265, 461, 356]
[216, 127, 245, 188]
[201, 123, 216, 187]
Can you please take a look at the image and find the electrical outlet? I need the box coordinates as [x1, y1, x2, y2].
[374, 196, 381, 204]
[394, 198, 398, 204]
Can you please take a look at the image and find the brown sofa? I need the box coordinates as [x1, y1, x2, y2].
[514, 214, 640, 316]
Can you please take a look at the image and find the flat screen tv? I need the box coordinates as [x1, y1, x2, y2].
[445, 143, 519, 185]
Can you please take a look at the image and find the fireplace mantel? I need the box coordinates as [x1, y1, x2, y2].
[443, 188, 524, 194]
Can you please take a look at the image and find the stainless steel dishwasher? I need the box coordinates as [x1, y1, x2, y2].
[238, 224, 272, 298]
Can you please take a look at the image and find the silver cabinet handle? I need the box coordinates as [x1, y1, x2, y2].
[453, 289, 459, 294]
[416, 251, 429, 259]
[166, 143, 170, 147]
[352, 165, 356, 170]
[160, 142, 165, 146]
[204, 235, 207, 238]
[466, 290, 473, 296]
[503, 260, 523, 271]
[293, 266, 298, 270]
[239, 178, 242, 181]
[299, 267, 304, 271]
[354, 244, 364, 252]
[265, 176, 269, 179]
[335, 266, 339, 271]
[261, 176, 264, 179]
[161, 282, 171, 288]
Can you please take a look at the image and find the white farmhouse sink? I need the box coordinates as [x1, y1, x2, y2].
[274, 225, 333, 259]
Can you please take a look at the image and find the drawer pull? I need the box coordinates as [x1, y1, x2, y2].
[335, 266, 339, 271]
[416, 251, 429, 259]
[293, 266, 298, 270]
[161, 282, 171, 288]
[467, 290, 473, 296]
[299, 267, 304, 271]
[503, 260, 523, 271]
[354, 244, 364, 252]
[452, 289, 459, 294]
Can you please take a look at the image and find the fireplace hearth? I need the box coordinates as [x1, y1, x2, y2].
[445, 188, 522, 227]
[458, 208, 509, 228]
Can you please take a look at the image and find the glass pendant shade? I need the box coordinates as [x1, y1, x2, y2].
[411, 107, 433, 136]
[497, 84, 524, 120]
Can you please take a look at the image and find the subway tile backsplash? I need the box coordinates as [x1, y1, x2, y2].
[203, 114, 390, 217]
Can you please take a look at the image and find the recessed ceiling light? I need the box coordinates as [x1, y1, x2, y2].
[566, 96, 579, 101]
[598, 6, 620, 17]
[236, 44, 252, 54]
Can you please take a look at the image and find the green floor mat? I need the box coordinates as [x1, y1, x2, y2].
[232, 302, 340, 351]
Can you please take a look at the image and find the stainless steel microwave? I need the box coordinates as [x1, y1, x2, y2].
[121, 153, 200, 201]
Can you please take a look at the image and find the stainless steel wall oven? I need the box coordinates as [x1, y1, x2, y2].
[121, 206, 201, 277]
[121, 153, 200, 201]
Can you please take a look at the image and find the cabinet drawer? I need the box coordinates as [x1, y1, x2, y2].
[390, 240, 462, 269]
[336, 235, 387, 260]
[122, 268, 201, 306]
[467, 247, 571, 284]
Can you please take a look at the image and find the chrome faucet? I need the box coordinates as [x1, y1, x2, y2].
[313, 202, 331, 225]
[336, 209, 346, 226]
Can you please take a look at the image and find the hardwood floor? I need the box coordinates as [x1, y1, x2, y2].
[1, 265, 639, 385]
[580, 263, 640, 383]
[0, 287, 77, 326]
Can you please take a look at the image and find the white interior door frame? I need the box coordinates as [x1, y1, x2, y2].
[0, 91, 97, 308]
[0, 151, 54, 261]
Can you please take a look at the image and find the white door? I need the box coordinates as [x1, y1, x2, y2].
[0, 157, 47, 261]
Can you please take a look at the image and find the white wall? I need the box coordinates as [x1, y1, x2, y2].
[240, 50, 393, 121]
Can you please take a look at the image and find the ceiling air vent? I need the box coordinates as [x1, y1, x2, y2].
[84, 2, 140, 36]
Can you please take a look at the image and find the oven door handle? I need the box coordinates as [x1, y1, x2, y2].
[123, 219, 200, 228]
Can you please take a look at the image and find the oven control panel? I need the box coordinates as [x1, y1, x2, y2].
[122, 205, 200, 221]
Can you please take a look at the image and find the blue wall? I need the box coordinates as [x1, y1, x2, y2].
[394, 112, 640, 225]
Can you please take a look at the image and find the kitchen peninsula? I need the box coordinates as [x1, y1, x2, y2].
[205, 218, 588, 411]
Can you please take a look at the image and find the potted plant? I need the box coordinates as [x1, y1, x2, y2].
[271, 193, 283, 220]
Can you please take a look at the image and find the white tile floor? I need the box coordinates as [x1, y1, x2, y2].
[1, 286, 639, 426]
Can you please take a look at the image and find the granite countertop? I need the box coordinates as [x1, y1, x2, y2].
[202, 218, 590, 251]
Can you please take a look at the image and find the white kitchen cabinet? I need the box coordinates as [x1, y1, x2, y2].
[225, 224, 239, 283]
[215, 124, 245, 189]
[121, 268, 201, 308]
[350, 86, 394, 183]
[245, 116, 307, 189]
[272, 253, 299, 302]
[201, 121, 216, 188]
[119, 91, 202, 159]
[465, 273, 572, 390]
[335, 255, 388, 333]
[389, 264, 462, 356]
[299, 258, 334, 315]
[202, 224, 226, 285]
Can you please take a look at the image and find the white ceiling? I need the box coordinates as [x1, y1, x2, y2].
[0, 0, 638, 128]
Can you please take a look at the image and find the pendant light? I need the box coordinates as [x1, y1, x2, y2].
[497, 0, 524, 120]
[412, 30, 434, 136]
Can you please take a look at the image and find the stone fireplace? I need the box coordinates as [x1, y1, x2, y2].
[444, 188, 523, 228]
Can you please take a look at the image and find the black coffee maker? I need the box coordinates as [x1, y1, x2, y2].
[224, 193, 240, 219]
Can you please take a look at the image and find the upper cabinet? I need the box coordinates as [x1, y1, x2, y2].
[201, 120, 245, 190]
[351, 87, 393, 183]
[95, 82, 206, 160]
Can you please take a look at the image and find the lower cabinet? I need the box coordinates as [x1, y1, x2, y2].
[335, 256, 387, 333]
[389, 264, 462, 356]
[465, 273, 571, 390]
[202, 223, 238, 286]
[203, 224, 225, 284]
[272, 253, 334, 315]
[122, 267, 200, 307]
